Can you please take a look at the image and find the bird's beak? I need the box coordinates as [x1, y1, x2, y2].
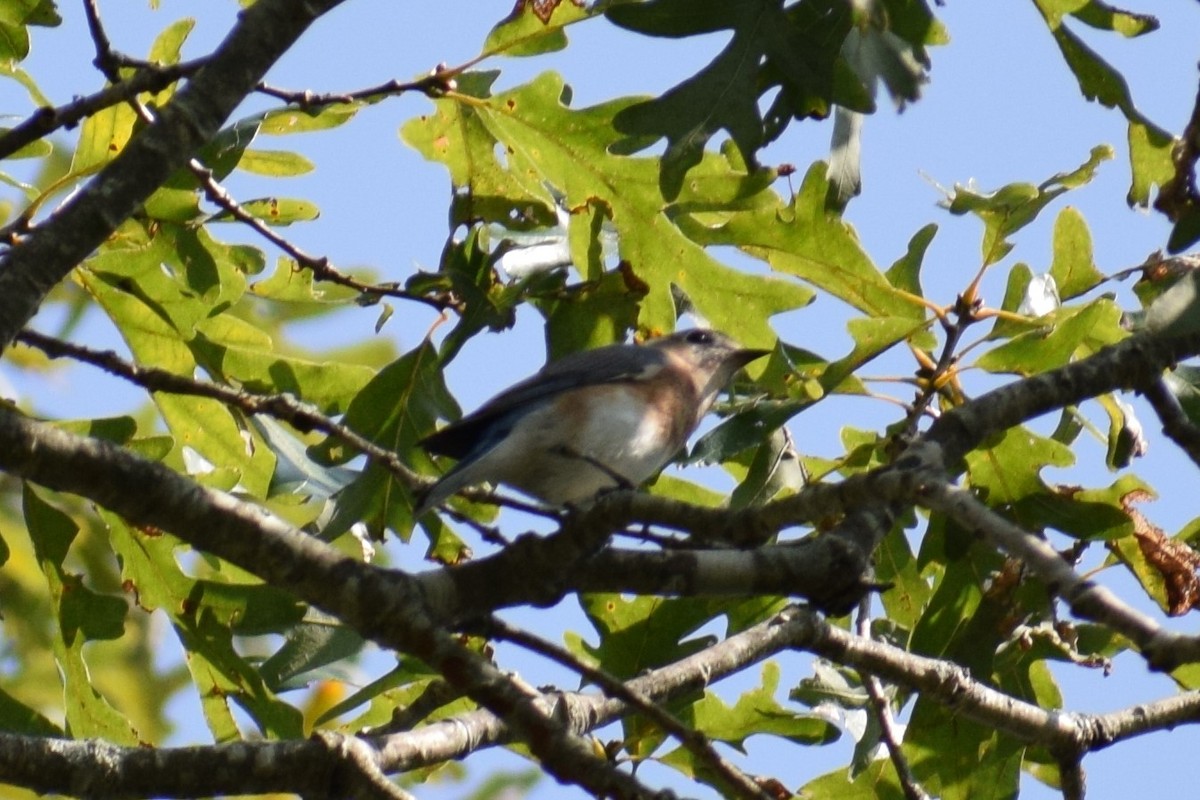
[731, 347, 771, 368]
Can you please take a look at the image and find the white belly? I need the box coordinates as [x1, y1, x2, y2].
[480, 384, 687, 505]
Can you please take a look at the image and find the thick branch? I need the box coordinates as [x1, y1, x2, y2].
[927, 330, 1200, 467]
[797, 609, 1200, 758]
[1142, 376, 1200, 469]
[0, 0, 346, 351]
[0, 61, 202, 161]
[918, 480, 1200, 670]
[0, 603, 808, 798]
[0, 408, 659, 799]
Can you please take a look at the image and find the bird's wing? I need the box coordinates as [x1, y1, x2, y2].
[420, 343, 667, 459]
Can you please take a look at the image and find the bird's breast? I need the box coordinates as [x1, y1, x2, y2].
[484, 382, 696, 505]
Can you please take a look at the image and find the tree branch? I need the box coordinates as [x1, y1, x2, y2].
[917, 480, 1200, 670]
[15, 328, 426, 487]
[0, 406, 664, 799]
[0, 61, 203, 162]
[0, 0, 348, 352]
[927, 329, 1200, 467]
[0, 603, 812, 797]
[855, 602, 930, 800]
[484, 617, 777, 800]
[1142, 376, 1200, 469]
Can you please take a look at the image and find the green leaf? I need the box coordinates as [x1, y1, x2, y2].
[976, 298, 1124, 376]
[105, 512, 304, 741]
[55, 415, 138, 443]
[197, 116, 263, 181]
[191, 317, 375, 415]
[1163, 366, 1200, 427]
[946, 145, 1113, 266]
[1167, 208, 1200, 255]
[259, 620, 365, 692]
[0, 684, 61, 736]
[608, 0, 865, 198]
[236, 149, 315, 176]
[801, 758, 907, 799]
[405, 71, 809, 342]
[483, 0, 596, 57]
[401, 69, 558, 230]
[682, 162, 924, 319]
[312, 342, 459, 547]
[1128, 120, 1177, 208]
[436, 227, 525, 364]
[315, 659, 439, 726]
[0, 130, 49, 158]
[148, 17, 193, 65]
[1067, 0, 1158, 36]
[884, 223, 936, 309]
[24, 485, 138, 744]
[690, 661, 838, 748]
[1048, 207, 1103, 299]
[71, 101, 138, 173]
[143, 14, 194, 104]
[81, 272, 276, 498]
[661, 663, 837, 783]
[874, 522, 932, 633]
[905, 698, 1024, 799]
[729, 426, 806, 507]
[537, 263, 644, 362]
[249, 256, 357, 304]
[0, 0, 61, 27]
[0, 60, 51, 106]
[0, 20, 30, 60]
[910, 518, 993, 661]
[210, 197, 319, 226]
[570, 594, 721, 680]
[881, 0, 949, 51]
[1140, 270, 1200, 338]
[259, 104, 359, 135]
[1031, 1, 1173, 209]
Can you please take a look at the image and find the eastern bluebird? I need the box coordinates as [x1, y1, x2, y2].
[415, 329, 769, 515]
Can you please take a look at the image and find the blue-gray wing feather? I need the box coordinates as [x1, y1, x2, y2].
[420, 343, 666, 459]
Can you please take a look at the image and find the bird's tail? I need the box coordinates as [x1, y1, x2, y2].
[412, 461, 478, 518]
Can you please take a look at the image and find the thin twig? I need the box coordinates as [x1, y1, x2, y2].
[85, 0, 458, 313]
[190, 162, 458, 311]
[905, 293, 978, 437]
[16, 328, 419, 485]
[1057, 755, 1086, 800]
[1142, 377, 1200, 469]
[0, 60, 203, 161]
[1154, 69, 1200, 224]
[483, 616, 778, 800]
[854, 601, 930, 800]
[256, 70, 455, 110]
[15, 329, 557, 518]
[83, 0, 121, 82]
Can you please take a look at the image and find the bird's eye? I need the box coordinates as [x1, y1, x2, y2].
[684, 330, 715, 345]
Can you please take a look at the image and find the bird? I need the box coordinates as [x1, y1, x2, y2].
[414, 329, 770, 515]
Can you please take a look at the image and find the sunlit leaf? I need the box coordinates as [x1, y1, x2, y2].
[404, 71, 809, 343]
[24, 486, 137, 744]
[210, 196, 319, 226]
[945, 146, 1112, 266]
[608, 0, 868, 198]
[237, 149, 315, 176]
[483, 0, 596, 57]
[105, 512, 305, 740]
